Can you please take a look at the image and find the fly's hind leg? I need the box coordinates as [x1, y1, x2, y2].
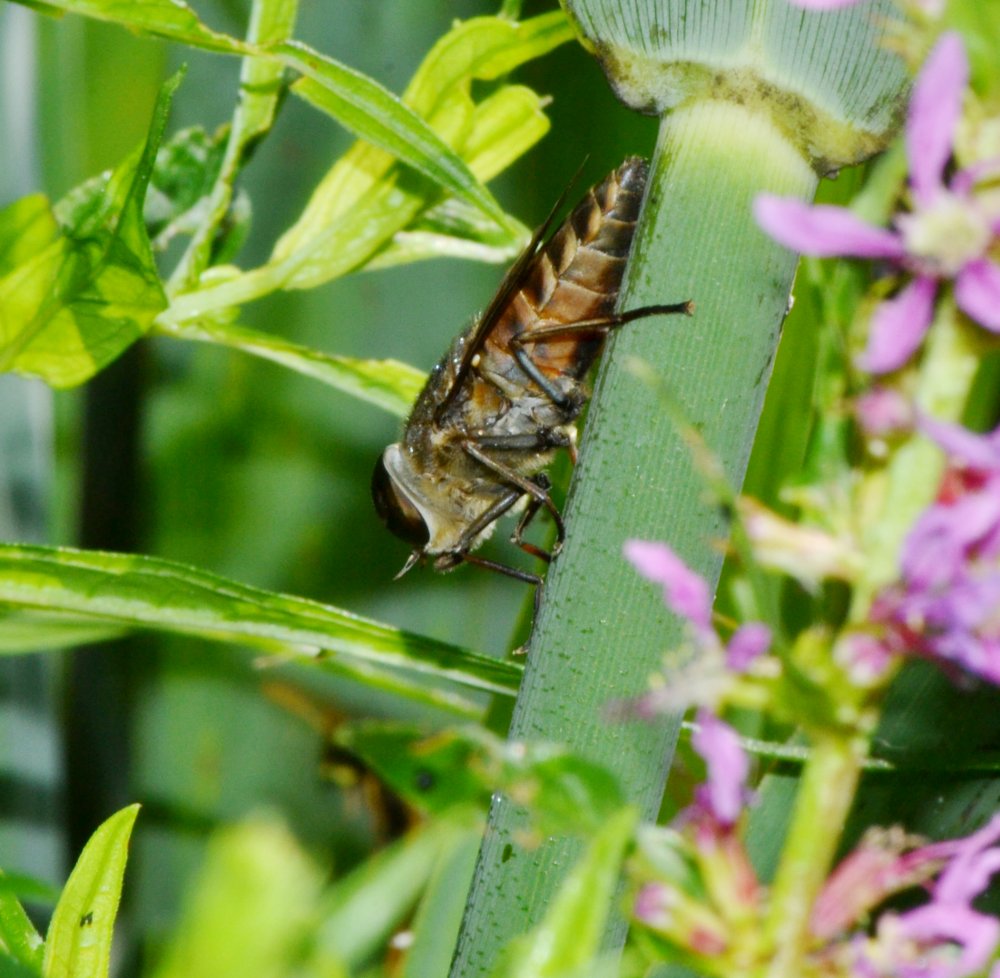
[515, 300, 694, 350]
[508, 300, 693, 408]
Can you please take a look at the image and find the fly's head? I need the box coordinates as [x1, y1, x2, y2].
[371, 445, 430, 576]
[372, 443, 476, 577]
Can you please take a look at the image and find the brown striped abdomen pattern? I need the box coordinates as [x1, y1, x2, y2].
[485, 157, 647, 383]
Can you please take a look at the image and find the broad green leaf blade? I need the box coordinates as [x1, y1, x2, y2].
[0, 72, 176, 388]
[41, 805, 139, 978]
[8, 0, 245, 53]
[0, 874, 44, 974]
[157, 300, 425, 417]
[561, 0, 909, 170]
[278, 40, 515, 235]
[451, 99, 818, 978]
[0, 543, 520, 698]
[149, 818, 321, 978]
[453, 4, 914, 973]
[490, 807, 637, 978]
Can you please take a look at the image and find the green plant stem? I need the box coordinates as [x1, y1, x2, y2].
[448, 98, 816, 978]
[168, 0, 298, 293]
[762, 733, 863, 978]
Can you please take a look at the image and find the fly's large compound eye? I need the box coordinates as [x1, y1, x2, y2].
[371, 456, 430, 549]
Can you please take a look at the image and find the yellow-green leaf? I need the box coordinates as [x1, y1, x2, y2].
[42, 805, 140, 978]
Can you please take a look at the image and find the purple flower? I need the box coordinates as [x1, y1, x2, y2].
[726, 623, 772, 672]
[872, 417, 1000, 685]
[856, 387, 915, 438]
[690, 711, 752, 827]
[856, 815, 1000, 978]
[755, 32, 1000, 374]
[624, 540, 772, 664]
[624, 539, 713, 633]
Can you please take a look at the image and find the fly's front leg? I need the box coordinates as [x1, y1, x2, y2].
[451, 484, 523, 557]
[444, 484, 545, 619]
[456, 554, 544, 621]
[462, 440, 566, 553]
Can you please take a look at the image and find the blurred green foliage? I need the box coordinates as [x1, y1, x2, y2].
[0, 0, 663, 972]
[7, 0, 979, 974]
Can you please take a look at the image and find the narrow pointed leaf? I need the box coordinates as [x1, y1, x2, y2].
[270, 13, 569, 288]
[41, 805, 139, 978]
[0, 874, 44, 974]
[8, 0, 246, 53]
[278, 40, 514, 235]
[157, 318, 425, 416]
[0, 543, 520, 698]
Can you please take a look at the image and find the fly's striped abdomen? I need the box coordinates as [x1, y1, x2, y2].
[484, 157, 648, 384]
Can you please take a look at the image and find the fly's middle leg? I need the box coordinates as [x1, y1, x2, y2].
[461, 440, 566, 551]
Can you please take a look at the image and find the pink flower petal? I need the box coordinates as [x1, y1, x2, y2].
[855, 387, 914, 436]
[858, 275, 938, 374]
[623, 540, 712, 630]
[956, 259, 1000, 331]
[934, 813, 1000, 904]
[691, 711, 750, 826]
[918, 414, 1000, 469]
[726, 623, 771, 671]
[908, 32, 968, 206]
[754, 195, 906, 259]
[896, 903, 1000, 977]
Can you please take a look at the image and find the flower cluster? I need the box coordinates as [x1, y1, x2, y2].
[868, 416, 1000, 684]
[622, 22, 1000, 978]
[756, 31, 1000, 374]
[624, 541, 1000, 977]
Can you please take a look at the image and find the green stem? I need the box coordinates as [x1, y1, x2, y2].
[762, 734, 863, 978]
[449, 98, 816, 978]
[168, 0, 298, 293]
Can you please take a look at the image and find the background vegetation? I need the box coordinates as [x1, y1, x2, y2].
[0, 0, 664, 966]
[4, 1, 1000, 977]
